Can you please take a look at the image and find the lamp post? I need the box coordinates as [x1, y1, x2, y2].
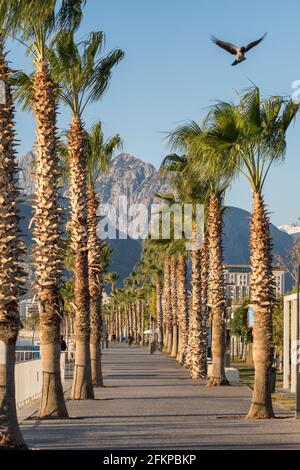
[296, 265, 300, 419]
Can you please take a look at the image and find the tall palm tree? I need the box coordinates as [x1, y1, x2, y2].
[160, 150, 209, 377]
[49, 30, 124, 399]
[176, 252, 188, 364]
[140, 244, 164, 350]
[201, 86, 298, 417]
[10, 0, 85, 418]
[206, 184, 229, 386]
[164, 148, 228, 385]
[0, 5, 27, 448]
[86, 122, 121, 386]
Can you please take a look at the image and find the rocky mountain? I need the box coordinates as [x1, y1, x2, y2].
[17, 151, 170, 205]
[17, 152, 294, 289]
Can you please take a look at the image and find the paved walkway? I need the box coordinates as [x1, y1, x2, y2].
[21, 343, 300, 450]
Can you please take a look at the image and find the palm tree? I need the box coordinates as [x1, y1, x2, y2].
[160, 150, 209, 377]
[0, 5, 27, 448]
[10, 0, 86, 418]
[206, 184, 229, 386]
[86, 122, 121, 386]
[140, 244, 164, 349]
[202, 86, 298, 417]
[171, 158, 228, 385]
[176, 252, 188, 364]
[49, 30, 124, 399]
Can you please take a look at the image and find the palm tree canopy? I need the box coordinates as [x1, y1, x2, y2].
[87, 121, 122, 187]
[3, 0, 85, 62]
[47, 30, 124, 117]
[200, 86, 299, 191]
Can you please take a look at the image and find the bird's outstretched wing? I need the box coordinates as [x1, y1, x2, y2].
[244, 33, 267, 52]
[211, 36, 238, 55]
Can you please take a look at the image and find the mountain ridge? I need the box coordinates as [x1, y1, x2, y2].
[17, 151, 294, 289]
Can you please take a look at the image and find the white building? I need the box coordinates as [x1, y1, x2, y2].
[224, 264, 286, 300]
[19, 298, 39, 320]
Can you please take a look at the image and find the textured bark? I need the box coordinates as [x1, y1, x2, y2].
[32, 60, 68, 416]
[68, 117, 94, 400]
[136, 300, 141, 343]
[128, 304, 133, 337]
[132, 303, 138, 343]
[156, 279, 163, 350]
[0, 44, 27, 448]
[113, 306, 118, 341]
[87, 188, 103, 387]
[199, 236, 209, 378]
[118, 306, 123, 341]
[170, 256, 178, 358]
[140, 301, 145, 345]
[188, 226, 202, 378]
[207, 194, 229, 386]
[247, 192, 275, 419]
[163, 258, 173, 353]
[176, 255, 188, 364]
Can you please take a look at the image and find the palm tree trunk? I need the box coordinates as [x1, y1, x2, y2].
[207, 194, 228, 386]
[170, 256, 178, 358]
[68, 117, 94, 400]
[189, 226, 202, 378]
[199, 236, 209, 378]
[128, 304, 133, 337]
[156, 279, 163, 350]
[132, 303, 138, 343]
[118, 306, 122, 342]
[163, 258, 173, 353]
[247, 191, 275, 419]
[177, 254, 188, 365]
[87, 187, 103, 387]
[33, 60, 68, 416]
[136, 300, 141, 343]
[140, 301, 145, 345]
[0, 43, 27, 448]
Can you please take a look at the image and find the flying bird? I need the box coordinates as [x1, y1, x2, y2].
[211, 33, 267, 66]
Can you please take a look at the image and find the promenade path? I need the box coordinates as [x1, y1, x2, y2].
[21, 343, 300, 450]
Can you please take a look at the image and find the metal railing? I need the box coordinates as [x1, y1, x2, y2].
[15, 345, 40, 363]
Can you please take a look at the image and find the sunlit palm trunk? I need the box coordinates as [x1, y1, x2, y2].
[0, 44, 27, 448]
[33, 60, 68, 416]
[118, 306, 122, 341]
[140, 301, 145, 345]
[247, 191, 275, 419]
[156, 279, 163, 350]
[128, 304, 133, 337]
[132, 303, 137, 343]
[207, 194, 228, 386]
[163, 259, 172, 353]
[189, 225, 202, 378]
[69, 117, 94, 400]
[176, 255, 188, 364]
[170, 256, 178, 358]
[199, 236, 209, 378]
[87, 187, 103, 387]
[136, 300, 141, 343]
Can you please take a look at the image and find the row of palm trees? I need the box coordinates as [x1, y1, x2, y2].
[109, 87, 298, 421]
[0, 1, 123, 449]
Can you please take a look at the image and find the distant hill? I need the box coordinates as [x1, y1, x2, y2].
[17, 152, 294, 289]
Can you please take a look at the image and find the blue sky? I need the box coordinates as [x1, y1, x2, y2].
[8, 0, 300, 226]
